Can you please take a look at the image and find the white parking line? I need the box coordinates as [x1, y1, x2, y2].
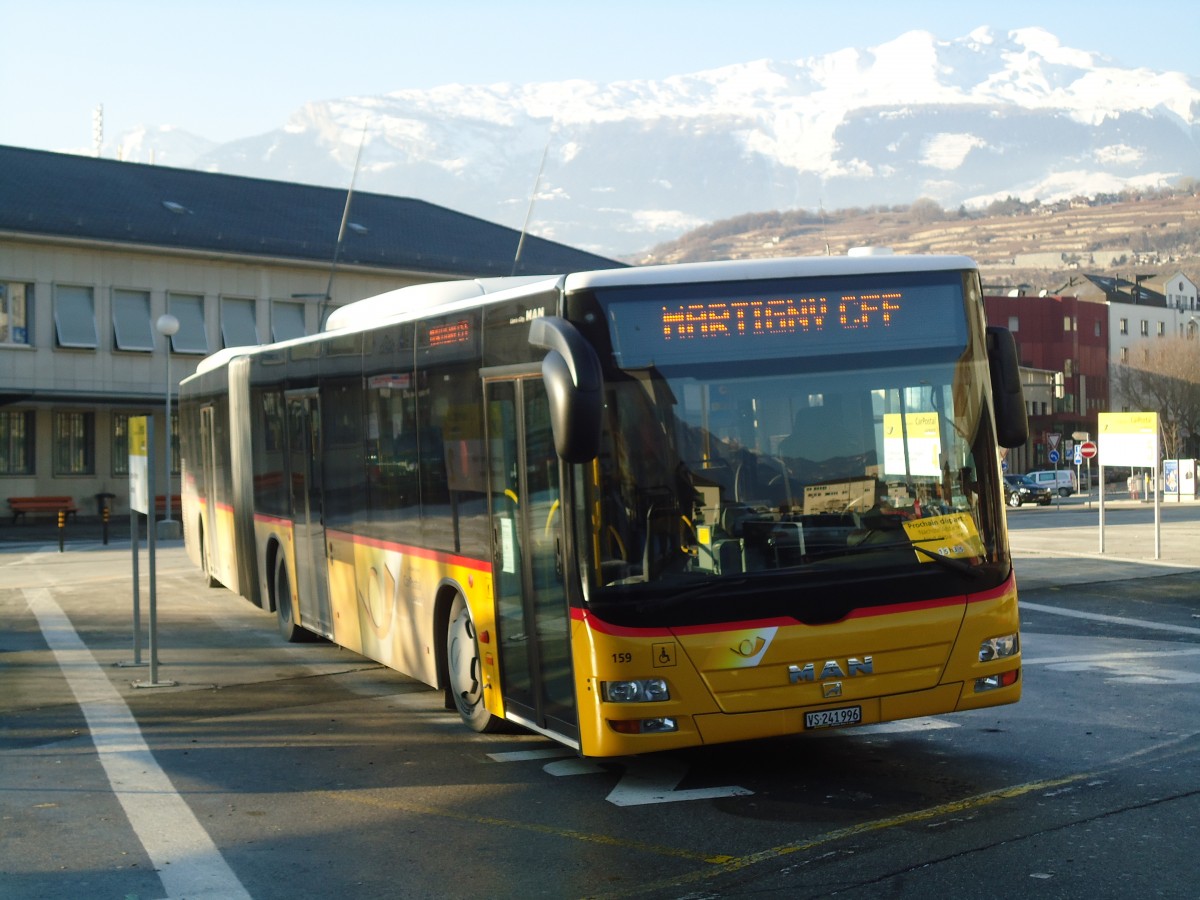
[23, 587, 252, 900]
[1021, 600, 1200, 637]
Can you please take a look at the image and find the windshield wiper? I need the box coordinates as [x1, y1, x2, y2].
[819, 540, 984, 578]
[909, 543, 982, 577]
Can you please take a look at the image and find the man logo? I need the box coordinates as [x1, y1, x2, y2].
[788, 656, 873, 684]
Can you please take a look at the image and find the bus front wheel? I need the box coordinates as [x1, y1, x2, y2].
[446, 593, 502, 733]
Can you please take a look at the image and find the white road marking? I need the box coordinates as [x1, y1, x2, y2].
[24, 587, 252, 900]
[1023, 645, 1200, 684]
[488, 748, 573, 763]
[852, 717, 959, 734]
[603, 757, 753, 807]
[1020, 601, 1200, 637]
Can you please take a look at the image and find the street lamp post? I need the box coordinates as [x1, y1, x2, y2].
[155, 314, 181, 539]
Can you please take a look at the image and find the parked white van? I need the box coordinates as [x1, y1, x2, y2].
[1026, 469, 1077, 496]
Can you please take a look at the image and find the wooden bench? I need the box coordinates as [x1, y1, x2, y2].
[7, 496, 80, 524]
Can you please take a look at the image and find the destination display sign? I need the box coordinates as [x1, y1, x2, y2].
[602, 272, 969, 367]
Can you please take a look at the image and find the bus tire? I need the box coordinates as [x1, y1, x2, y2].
[274, 557, 305, 643]
[446, 592, 502, 733]
[198, 522, 220, 588]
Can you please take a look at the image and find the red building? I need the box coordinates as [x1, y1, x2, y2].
[984, 293, 1110, 471]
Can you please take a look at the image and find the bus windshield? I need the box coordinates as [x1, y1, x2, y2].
[582, 274, 1006, 610]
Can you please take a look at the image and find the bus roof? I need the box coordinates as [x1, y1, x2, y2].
[188, 345, 256, 379]
[563, 253, 978, 292]
[323, 275, 559, 332]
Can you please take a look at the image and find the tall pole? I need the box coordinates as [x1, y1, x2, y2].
[156, 314, 180, 539]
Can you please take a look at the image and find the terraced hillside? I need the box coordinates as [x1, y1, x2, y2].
[638, 192, 1200, 291]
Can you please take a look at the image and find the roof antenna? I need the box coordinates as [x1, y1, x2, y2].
[93, 104, 103, 157]
[322, 123, 368, 325]
[512, 128, 553, 275]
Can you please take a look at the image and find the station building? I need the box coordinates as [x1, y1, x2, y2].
[0, 145, 620, 519]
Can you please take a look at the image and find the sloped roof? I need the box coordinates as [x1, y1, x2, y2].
[1081, 273, 1167, 306]
[0, 144, 622, 277]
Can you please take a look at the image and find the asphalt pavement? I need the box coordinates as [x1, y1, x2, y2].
[1005, 495, 1199, 590]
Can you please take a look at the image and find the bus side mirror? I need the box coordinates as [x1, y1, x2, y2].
[986, 325, 1028, 449]
[529, 316, 603, 463]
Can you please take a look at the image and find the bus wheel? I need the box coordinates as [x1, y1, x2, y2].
[198, 523, 220, 588]
[274, 558, 305, 643]
[446, 593, 501, 733]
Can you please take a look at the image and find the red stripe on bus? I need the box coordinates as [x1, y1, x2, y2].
[253, 512, 294, 529]
[326, 529, 492, 572]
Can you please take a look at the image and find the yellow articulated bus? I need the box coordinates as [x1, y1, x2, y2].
[179, 253, 1028, 757]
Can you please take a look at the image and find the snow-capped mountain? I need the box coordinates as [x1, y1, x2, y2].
[108, 27, 1200, 258]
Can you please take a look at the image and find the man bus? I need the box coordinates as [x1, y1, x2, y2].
[179, 253, 1027, 757]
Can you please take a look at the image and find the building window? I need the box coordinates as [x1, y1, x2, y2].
[1008, 316, 1019, 332]
[221, 297, 260, 348]
[167, 293, 209, 354]
[1, 282, 33, 345]
[1120, 347, 1129, 363]
[1140, 320, 1149, 336]
[1157, 321, 1166, 336]
[1063, 315, 1074, 332]
[112, 413, 137, 476]
[1094, 320, 1102, 337]
[1064, 358, 1073, 377]
[1119, 318, 1128, 335]
[0, 409, 35, 474]
[112, 289, 155, 351]
[54, 411, 95, 475]
[271, 301, 307, 341]
[54, 285, 98, 349]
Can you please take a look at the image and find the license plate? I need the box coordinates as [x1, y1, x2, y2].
[804, 706, 862, 729]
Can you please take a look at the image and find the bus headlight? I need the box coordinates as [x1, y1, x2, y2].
[979, 633, 1019, 662]
[602, 678, 670, 703]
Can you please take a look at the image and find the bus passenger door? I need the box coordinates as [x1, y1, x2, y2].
[486, 377, 578, 743]
[285, 389, 333, 637]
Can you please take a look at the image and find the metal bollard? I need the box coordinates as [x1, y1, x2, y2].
[102, 505, 110, 545]
[58, 508, 66, 553]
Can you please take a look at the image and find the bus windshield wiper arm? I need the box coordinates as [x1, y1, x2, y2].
[829, 541, 984, 578]
[909, 543, 982, 577]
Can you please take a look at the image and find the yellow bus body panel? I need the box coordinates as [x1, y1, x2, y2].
[572, 574, 1020, 757]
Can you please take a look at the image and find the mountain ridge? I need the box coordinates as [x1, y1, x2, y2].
[95, 26, 1200, 258]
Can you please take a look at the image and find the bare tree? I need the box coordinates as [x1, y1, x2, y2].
[1112, 336, 1200, 459]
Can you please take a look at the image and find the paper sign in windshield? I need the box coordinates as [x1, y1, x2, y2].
[902, 512, 984, 563]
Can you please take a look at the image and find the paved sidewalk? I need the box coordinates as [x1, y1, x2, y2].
[1008, 499, 1199, 590]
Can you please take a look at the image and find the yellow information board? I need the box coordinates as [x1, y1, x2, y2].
[1098, 411, 1158, 467]
[129, 415, 150, 514]
[883, 411, 942, 477]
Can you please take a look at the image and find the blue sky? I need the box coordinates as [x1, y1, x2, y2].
[2, 0, 1195, 153]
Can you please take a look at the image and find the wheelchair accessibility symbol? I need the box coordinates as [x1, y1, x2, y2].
[652, 642, 677, 667]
